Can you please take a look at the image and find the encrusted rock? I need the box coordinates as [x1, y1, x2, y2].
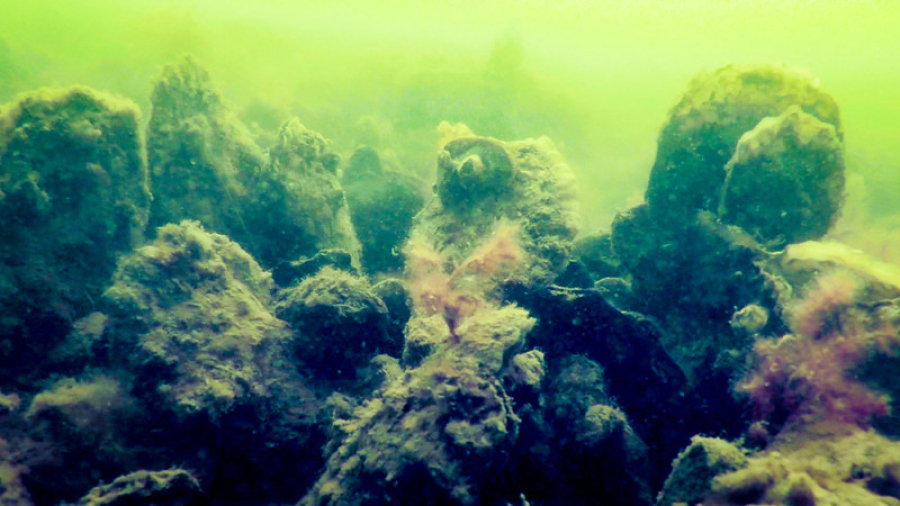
[409, 127, 578, 288]
[646, 64, 841, 227]
[0, 86, 150, 386]
[102, 220, 307, 419]
[275, 267, 396, 382]
[719, 105, 845, 246]
[657, 435, 748, 506]
[75, 469, 208, 506]
[342, 146, 425, 274]
[301, 304, 534, 505]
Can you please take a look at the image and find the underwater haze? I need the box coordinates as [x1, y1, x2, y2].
[2, 0, 898, 241]
[3, 1, 900, 505]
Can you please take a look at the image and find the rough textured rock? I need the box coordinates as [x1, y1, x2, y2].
[98, 220, 325, 505]
[146, 56, 262, 238]
[372, 278, 412, 354]
[342, 146, 425, 274]
[75, 469, 208, 506]
[656, 435, 747, 506]
[0, 86, 150, 387]
[610, 208, 782, 382]
[18, 374, 141, 505]
[301, 304, 534, 505]
[102, 220, 309, 419]
[752, 243, 900, 436]
[543, 355, 654, 505]
[272, 249, 357, 287]
[720, 105, 845, 247]
[147, 57, 360, 270]
[646, 64, 842, 227]
[608, 206, 788, 449]
[275, 267, 397, 383]
[0, 437, 30, 505]
[505, 284, 689, 489]
[572, 231, 621, 282]
[409, 128, 578, 288]
[708, 425, 900, 506]
[241, 118, 360, 270]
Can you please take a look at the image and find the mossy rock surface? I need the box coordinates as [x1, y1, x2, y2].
[719, 105, 845, 247]
[657, 435, 747, 506]
[147, 57, 360, 270]
[103, 220, 310, 419]
[410, 132, 578, 288]
[0, 86, 150, 385]
[275, 267, 396, 382]
[646, 64, 841, 227]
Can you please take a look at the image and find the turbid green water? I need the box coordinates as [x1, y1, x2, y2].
[3, 2, 900, 505]
[2, 0, 897, 247]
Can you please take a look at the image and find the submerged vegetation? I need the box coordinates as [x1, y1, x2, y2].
[1, 1, 899, 505]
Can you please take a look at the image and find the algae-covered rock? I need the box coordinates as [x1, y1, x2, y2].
[372, 277, 412, 352]
[26, 376, 128, 430]
[609, 207, 780, 439]
[22, 375, 141, 505]
[147, 57, 360, 270]
[754, 244, 900, 436]
[76, 469, 208, 506]
[301, 305, 534, 505]
[275, 267, 397, 382]
[572, 231, 621, 282]
[542, 355, 654, 505]
[102, 220, 305, 419]
[504, 349, 545, 391]
[0, 86, 150, 386]
[646, 64, 842, 227]
[241, 118, 361, 270]
[146, 56, 263, 236]
[506, 284, 687, 446]
[342, 146, 425, 274]
[0, 438, 30, 505]
[409, 127, 578, 288]
[98, 220, 326, 504]
[436, 137, 516, 211]
[656, 435, 747, 506]
[720, 105, 845, 247]
[708, 425, 900, 505]
[272, 249, 357, 287]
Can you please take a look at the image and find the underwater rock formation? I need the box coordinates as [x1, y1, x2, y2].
[679, 253, 900, 505]
[572, 232, 622, 282]
[301, 304, 535, 505]
[610, 208, 780, 399]
[342, 146, 425, 274]
[74, 469, 208, 506]
[102, 220, 309, 419]
[0, 86, 151, 387]
[409, 125, 578, 288]
[146, 56, 262, 238]
[505, 283, 687, 492]
[241, 118, 361, 270]
[97, 220, 326, 504]
[706, 426, 900, 505]
[752, 243, 900, 434]
[17, 374, 142, 504]
[0, 437, 30, 504]
[275, 266, 398, 383]
[147, 57, 360, 271]
[656, 435, 747, 506]
[0, 53, 894, 506]
[720, 105, 845, 247]
[645, 64, 842, 229]
[603, 64, 851, 449]
[539, 355, 654, 505]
